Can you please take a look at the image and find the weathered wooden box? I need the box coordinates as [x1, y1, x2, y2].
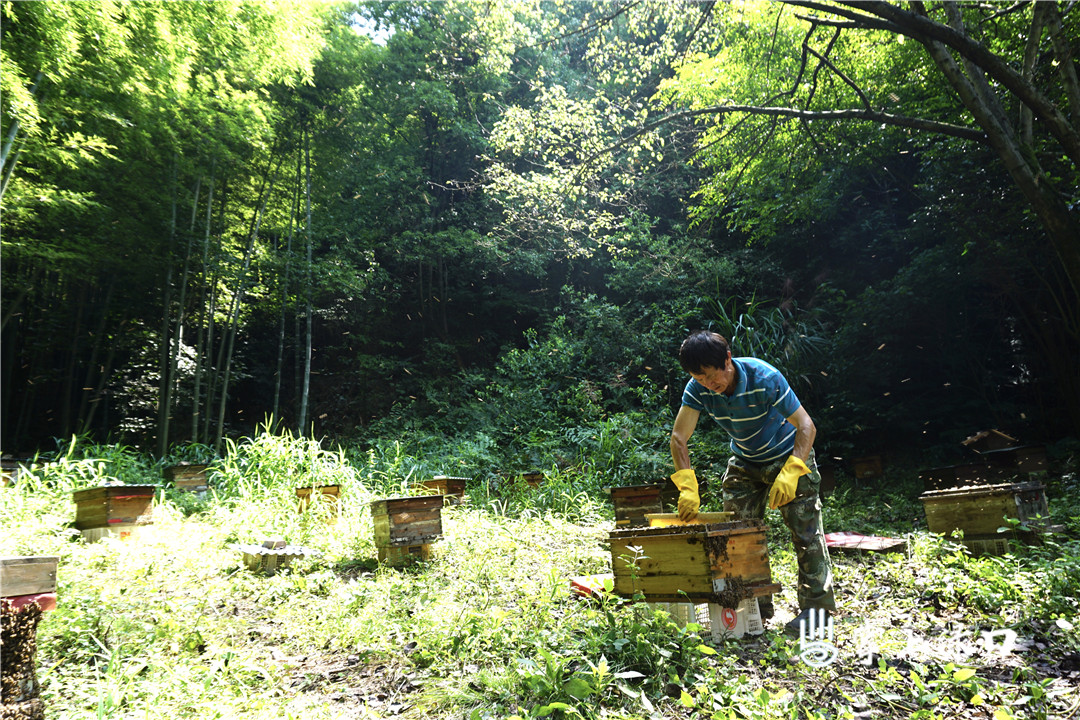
[420, 475, 468, 498]
[72, 485, 155, 530]
[853, 455, 883, 480]
[1, 458, 23, 486]
[2, 555, 59, 716]
[163, 463, 210, 492]
[1, 556, 59, 598]
[981, 445, 1048, 476]
[521, 471, 544, 488]
[371, 496, 443, 565]
[606, 484, 663, 528]
[919, 481, 1049, 538]
[608, 519, 779, 604]
[296, 484, 340, 522]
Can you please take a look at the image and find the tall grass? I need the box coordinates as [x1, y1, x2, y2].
[3, 430, 1078, 719]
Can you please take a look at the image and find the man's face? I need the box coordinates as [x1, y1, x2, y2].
[690, 355, 735, 394]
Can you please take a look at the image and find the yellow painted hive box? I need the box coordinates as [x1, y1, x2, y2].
[919, 481, 1048, 536]
[608, 519, 779, 605]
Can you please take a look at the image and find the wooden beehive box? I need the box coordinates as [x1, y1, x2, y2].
[852, 455, 883, 480]
[522, 471, 544, 488]
[981, 445, 1048, 476]
[920, 481, 1049, 538]
[371, 496, 443, 565]
[296, 484, 340, 521]
[72, 485, 155, 530]
[606, 484, 663, 527]
[421, 475, 468, 498]
[163, 463, 210, 492]
[657, 477, 711, 512]
[608, 519, 779, 605]
[1, 557, 59, 598]
[1, 458, 22, 486]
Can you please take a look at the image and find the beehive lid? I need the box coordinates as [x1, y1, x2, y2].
[72, 484, 157, 502]
[645, 512, 734, 528]
[610, 518, 765, 539]
[1, 556, 60, 597]
[919, 480, 1044, 500]
[961, 429, 1019, 452]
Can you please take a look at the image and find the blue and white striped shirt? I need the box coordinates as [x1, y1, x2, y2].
[681, 357, 802, 463]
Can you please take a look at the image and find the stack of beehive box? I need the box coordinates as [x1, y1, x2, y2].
[370, 495, 443, 566]
[418, 475, 468, 503]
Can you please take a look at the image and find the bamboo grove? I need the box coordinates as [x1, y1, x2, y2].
[2, 1, 1078, 458]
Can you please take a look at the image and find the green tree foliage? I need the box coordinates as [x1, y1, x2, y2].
[3, 0, 1078, 463]
[651, 0, 1080, 437]
[1, 0, 330, 449]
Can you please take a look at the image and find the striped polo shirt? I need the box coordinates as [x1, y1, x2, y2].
[681, 357, 802, 463]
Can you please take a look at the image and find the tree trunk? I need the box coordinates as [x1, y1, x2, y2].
[213, 151, 283, 453]
[59, 282, 87, 438]
[157, 160, 180, 458]
[0, 71, 42, 198]
[76, 281, 115, 435]
[192, 166, 214, 444]
[201, 174, 226, 444]
[914, 4, 1080, 300]
[274, 146, 302, 421]
[298, 129, 314, 437]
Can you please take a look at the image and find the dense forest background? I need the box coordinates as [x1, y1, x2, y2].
[3, 0, 1078, 474]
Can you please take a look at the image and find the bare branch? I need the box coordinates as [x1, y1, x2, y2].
[566, 102, 986, 189]
[524, 0, 646, 51]
[804, 28, 873, 110]
[979, 1, 1033, 24]
[1019, 1, 1047, 149]
[1045, 1, 1080, 123]
[826, 0, 1080, 167]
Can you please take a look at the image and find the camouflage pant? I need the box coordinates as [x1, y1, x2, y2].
[722, 450, 836, 616]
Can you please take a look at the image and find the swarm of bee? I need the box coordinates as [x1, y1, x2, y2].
[1, 600, 45, 720]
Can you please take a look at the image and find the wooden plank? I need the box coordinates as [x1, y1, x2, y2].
[0, 557, 59, 597]
[824, 532, 907, 553]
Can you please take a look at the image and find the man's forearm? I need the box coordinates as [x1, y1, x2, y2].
[791, 416, 816, 462]
[670, 434, 691, 471]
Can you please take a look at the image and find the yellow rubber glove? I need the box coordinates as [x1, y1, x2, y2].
[670, 468, 700, 521]
[769, 455, 810, 509]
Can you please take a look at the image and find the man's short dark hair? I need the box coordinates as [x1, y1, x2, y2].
[679, 331, 731, 374]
